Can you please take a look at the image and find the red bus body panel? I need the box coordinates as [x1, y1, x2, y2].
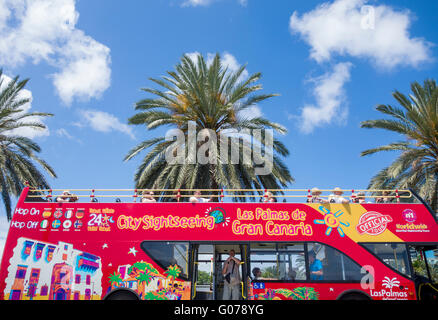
[1, 188, 437, 300]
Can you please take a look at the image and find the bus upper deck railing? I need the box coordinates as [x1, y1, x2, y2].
[23, 187, 414, 204]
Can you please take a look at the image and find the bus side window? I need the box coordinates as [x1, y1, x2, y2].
[250, 243, 306, 281]
[140, 241, 189, 280]
[362, 243, 412, 278]
[307, 243, 363, 281]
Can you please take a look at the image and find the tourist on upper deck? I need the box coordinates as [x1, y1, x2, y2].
[328, 187, 350, 204]
[168, 190, 179, 202]
[307, 187, 328, 203]
[141, 190, 157, 203]
[189, 190, 212, 203]
[356, 192, 369, 204]
[263, 191, 277, 203]
[56, 190, 78, 203]
[376, 191, 392, 203]
[269, 195, 277, 203]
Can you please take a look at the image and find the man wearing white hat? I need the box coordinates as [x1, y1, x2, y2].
[328, 187, 349, 204]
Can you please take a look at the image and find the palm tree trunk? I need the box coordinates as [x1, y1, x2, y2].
[210, 165, 220, 202]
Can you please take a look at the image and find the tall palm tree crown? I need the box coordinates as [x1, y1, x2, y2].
[361, 79, 438, 210]
[125, 53, 293, 199]
[0, 70, 56, 219]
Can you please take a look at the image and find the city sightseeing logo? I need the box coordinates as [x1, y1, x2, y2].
[356, 211, 392, 236]
[205, 207, 230, 227]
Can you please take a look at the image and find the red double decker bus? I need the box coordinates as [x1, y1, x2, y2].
[0, 187, 437, 301]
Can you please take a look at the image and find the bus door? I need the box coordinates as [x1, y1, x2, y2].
[214, 244, 249, 300]
[191, 244, 215, 300]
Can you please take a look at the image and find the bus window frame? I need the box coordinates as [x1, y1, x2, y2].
[406, 243, 438, 283]
[140, 240, 191, 281]
[249, 242, 365, 284]
[359, 242, 421, 281]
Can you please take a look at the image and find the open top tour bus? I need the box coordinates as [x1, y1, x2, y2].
[0, 187, 437, 301]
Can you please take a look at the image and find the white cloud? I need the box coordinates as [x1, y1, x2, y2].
[298, 62, 352, 134]
[79, 109, 135, 139]
[0, 73, 50, 139]
[55, 128, 82, 144]
[182, 0, 212, 6]
[56, 128, 73, 139]
[289, 0, 432, 69]
[0, 0, 111, 105]
[289, 0, 433, 134]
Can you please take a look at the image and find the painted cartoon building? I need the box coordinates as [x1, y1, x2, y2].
[108, 261, 191, 300]
[4, 237, 103, 300]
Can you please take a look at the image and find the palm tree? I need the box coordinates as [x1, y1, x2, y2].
[108, 272, 123, 287]
[137, 271, 154, 298]
[165, 264, 181, 286]
[360, 79, 438, 210]
[125, 53, 293, 200]
[0, 70, 56, 220]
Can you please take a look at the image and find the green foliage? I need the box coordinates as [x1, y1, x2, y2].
[129, 261, 158, 275]
[108, 272, 123, 285]
[261, 266, 278, 279]
[361, 79, 438, 210]
[197, 270, 211, 285]
[0, 70, 56, 220]
[275, 287, 319, 300]
[125, 53, 293, 197]
[137, 271, 154, 285]
[144, 291, 167, 300]
[165, 264, 182, 280]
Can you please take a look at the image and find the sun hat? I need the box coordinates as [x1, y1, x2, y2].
[311, 187, 322, 195]
[332, 187, 343, 194]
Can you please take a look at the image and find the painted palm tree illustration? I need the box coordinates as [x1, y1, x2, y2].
[275, 287, 320, 300]
[165, 264, 182, 286]
[125, 53, 293, 199]
[361, 79, 438, 210]
[137, 271, 154, 297]
[0, 70, 56, 219]
[108, 272, 123, 287]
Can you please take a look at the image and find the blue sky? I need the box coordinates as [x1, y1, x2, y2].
[0, 0, 437, 256]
